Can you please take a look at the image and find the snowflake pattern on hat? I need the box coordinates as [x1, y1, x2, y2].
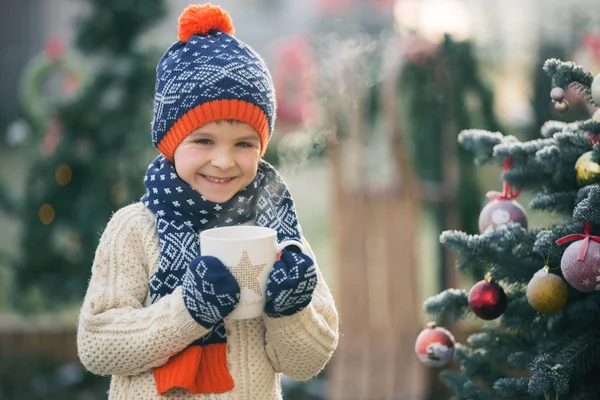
[151, 32, 276, 148]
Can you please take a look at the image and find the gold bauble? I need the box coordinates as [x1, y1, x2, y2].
[575, 151, 600, 186]
[526, 267, 568, 314]
[554, 99, 569, 113]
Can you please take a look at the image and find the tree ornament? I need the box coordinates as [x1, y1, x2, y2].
[550, 87, 565, 101]
[478, 198, 528, 233]
[575, 151, 600, 187]
[526, 266, 568, 314]
[593, 109, 600, 123]
[478, 156, 527, 233]
[414, 322, 455, 367]
[588, 132, 600, 145]
[591, 73, 600, 105]
[554, 99, 570, 113]
[468, 273, 508, 320]
[556, 223, 600, 292]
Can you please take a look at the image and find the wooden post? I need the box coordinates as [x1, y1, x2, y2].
[328, 41, 426, 400]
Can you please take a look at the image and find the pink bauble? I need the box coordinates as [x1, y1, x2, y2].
[478, 199, 528, 234]
[560, 239, 600, 292]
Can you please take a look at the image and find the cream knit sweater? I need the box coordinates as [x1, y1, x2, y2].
[77, 202, 339, 400]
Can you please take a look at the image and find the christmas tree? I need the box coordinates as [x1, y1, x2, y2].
[420, 59, 600, 399]
[13, 0, 165, 310]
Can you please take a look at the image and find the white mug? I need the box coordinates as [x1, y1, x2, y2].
[199, 226, 304, 320]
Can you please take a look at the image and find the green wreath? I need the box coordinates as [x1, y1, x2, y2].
[19, 45, 82, 134]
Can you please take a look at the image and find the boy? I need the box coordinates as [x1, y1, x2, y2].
[77, 4, 339, 399]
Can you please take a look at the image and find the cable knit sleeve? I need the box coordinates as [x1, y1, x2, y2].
[77, 203, 210, 376]
[263, 236, 339, 381]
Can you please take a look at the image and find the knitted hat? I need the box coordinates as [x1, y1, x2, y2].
[151, 4, 276, 161]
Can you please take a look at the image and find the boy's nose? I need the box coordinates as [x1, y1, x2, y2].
[210, 151, 235, 170]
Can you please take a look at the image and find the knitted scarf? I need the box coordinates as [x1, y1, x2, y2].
[141, 155, 302, 394]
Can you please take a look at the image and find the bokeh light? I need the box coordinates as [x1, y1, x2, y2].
[39, 203, 55, 225]
[393, 0, 471, 42]
[55, 164, 72, 186]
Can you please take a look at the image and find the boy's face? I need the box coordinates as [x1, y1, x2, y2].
[173, 121, 261, 203]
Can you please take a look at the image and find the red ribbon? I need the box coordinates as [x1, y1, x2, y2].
[486, 185, 521, 200]
[555, 222, 600, 261]
[486, 157, 521, 200]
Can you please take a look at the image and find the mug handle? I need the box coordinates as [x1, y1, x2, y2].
[276, 239, 305, 254]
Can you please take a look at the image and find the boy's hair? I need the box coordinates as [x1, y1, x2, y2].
[151, 4, 276, 162]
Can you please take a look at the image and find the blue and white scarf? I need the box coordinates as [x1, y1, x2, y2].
[142, 152, 302, 314]
[141, 154, 302, 393]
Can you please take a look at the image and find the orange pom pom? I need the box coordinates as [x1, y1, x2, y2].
[178, 4, 235, 42]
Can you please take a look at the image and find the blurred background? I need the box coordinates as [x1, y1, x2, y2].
[1, 0, 600, 398]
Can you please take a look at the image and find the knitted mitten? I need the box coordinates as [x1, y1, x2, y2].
[182, 256, 241, 329]
[265, 248, 317, 318]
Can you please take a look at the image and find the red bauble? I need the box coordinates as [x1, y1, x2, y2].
[478, 199, 528, 234]
[414, 322, 455, 367]
[468, 276, 508, 320]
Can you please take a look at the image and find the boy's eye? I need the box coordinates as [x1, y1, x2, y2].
[194, 139, 213, 145]
[236, 142, 254, 148]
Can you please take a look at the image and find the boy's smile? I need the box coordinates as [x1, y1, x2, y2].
[201, 175, 235, 183]
[173, 121, 261, 204]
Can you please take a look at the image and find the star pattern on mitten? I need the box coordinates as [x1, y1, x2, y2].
[265, 249, 317, 318]
[182, 256, 241, 328]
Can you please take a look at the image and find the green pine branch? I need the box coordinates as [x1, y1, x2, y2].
[423, 288, 468, 320]
[493, 377, 532, 400]
[579, 120, 600, 135]
[530, 191, 578, 214]
[543, 59, 597, 107]
[439, 226, 540, 283]
[457, 129, 503, 165]
[573, 185, 600, 223]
